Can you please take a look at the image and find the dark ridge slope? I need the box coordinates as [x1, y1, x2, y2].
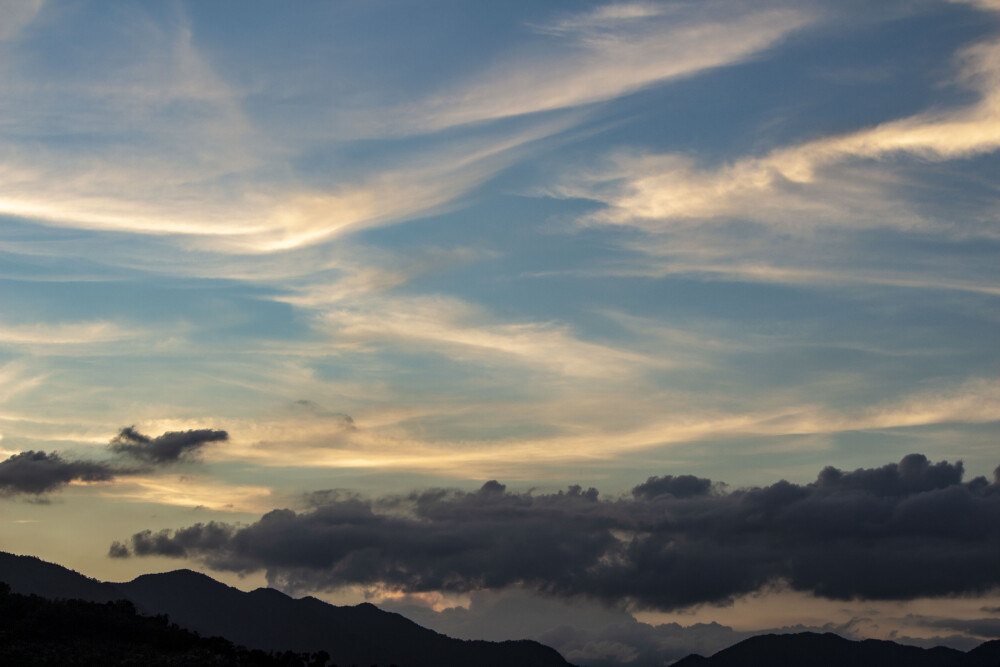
[0, 551, 573, 667]
[118, 570, 568, 667]
[0, 551, 121, 602]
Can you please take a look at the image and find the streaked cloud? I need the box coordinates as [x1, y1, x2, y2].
[0, 114, 566, 256]
[550, 20, 1000, 293]
[180, 377, 1000, 481]
[96, 474, 274, 513]
[315, 295, 665, 379]
[0, 0, 43, 44]
[398, 1, 812, 131]
[556, 29, 1000, 230]
[0, 361, 45, 406]
[0, 320, 143, 346]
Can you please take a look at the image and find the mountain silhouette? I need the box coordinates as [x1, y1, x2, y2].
[672, 631, 1000, 667]
[0, 581, 322, 666]
[0, 551, 573, 667]
[0, 551, 122, 603]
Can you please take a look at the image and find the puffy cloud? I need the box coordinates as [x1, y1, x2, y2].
[109, 426, 228, 464]
[108, 541, 130, 559]
[0, 425, 228, 497]
[0, 450, 114, 495]
[632, 474, 715, 499]
[113, 454, 1000, 608]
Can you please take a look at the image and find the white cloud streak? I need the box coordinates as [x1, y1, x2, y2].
[0, 105, 568, 255]
[400, 1, 812, 132]
[313, 295, 666, 380]
[194, 377, 1000, 479]
[93, 474, 275, 513]
[558, 35, 1000, 233]
[0, 320, 143, 345]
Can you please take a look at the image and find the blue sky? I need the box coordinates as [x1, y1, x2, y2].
[2, 0, 1000, 663]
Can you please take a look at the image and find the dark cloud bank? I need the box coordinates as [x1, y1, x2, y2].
[112, 454, 1000, 609]
[0, 427, 227, 496]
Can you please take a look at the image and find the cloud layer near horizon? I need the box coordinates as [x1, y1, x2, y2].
[111, 454, 1000, 609]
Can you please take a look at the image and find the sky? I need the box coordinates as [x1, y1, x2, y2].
[1, 0, 999, 664]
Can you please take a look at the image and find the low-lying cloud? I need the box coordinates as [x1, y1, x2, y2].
[909, 615, 1000, 640]
[110, 454, 1000, 608]
[0, 426, 228, 496]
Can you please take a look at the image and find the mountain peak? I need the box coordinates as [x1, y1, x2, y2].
[676, 631, 970, 667]
[128, 568, 218, 585]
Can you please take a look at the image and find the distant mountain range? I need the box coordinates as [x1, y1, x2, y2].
[0, 551, 573, 667]
[673, 631, 1000, 667]
[2, 551, 999, 667]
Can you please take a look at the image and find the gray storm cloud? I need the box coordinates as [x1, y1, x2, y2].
[110, 454, 1000, 609]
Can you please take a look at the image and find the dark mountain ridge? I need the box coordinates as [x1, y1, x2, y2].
[0, 582, 317, 666]
[673, 631, 1000, 667]
[0, 551, 573, 667]
[5, 551, 1000, 667]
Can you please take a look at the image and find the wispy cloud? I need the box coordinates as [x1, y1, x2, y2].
[96, 474, 273, 513]
[585, 256, 1000, 297]
[216, 122, 569, 253]
[189, 376, 1000, 480]
[0, 320, 143, 346]
[550, 22, 1000, 289]
[0, 0, 44, 43]
[0, 108, 566, 256]
[1, 4, 591, 258]
[0, 361, 45, 406]
[396, 1, 812, 132]
[314, 295, 665, 380]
